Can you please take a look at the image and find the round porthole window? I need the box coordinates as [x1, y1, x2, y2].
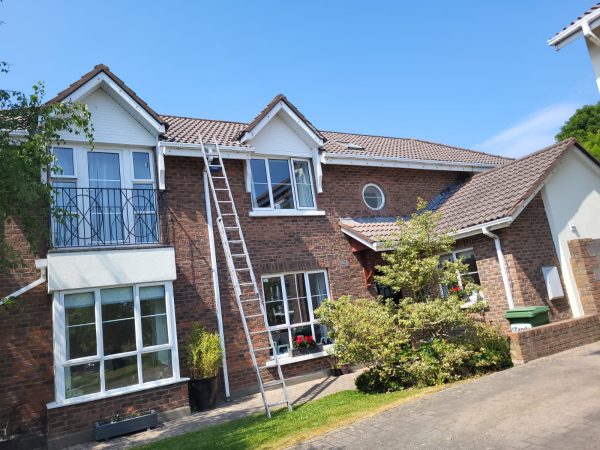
[362, 183, 385, 210]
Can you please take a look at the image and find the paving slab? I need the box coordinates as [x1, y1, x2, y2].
[295, 341, 600, 450]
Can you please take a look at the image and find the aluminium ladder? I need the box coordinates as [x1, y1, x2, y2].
[200, 137, 292, 418]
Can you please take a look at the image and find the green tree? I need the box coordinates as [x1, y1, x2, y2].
[0, 62, 93, 272]
[556, 102, 600, 159]
[374, 198, 467, 299]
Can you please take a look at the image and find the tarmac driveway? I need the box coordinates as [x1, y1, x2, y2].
[295, 341, 600, 450]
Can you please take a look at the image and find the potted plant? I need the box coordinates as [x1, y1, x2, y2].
[327, 350, 343, 377]
[187, 325, 222, 411]
[291, 334, 323, 356]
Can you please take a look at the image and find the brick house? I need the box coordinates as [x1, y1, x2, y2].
[2, 64, 600, 448]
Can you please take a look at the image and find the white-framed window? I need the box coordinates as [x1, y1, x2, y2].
[261, 270, 331, 357]
[249, 158, 316, 211]
[439, 248, 480, 297]
[51, 147, 77, 179]
[362, 183, 385, 210]
[52, 281, 180, 405]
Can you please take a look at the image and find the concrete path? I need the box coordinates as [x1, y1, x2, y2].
[295, 341, 600, 450]
[71, 369, 362, 449]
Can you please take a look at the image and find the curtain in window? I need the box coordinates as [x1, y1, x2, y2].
[293, 160, 314, 208]
[88, 153, 124, 243]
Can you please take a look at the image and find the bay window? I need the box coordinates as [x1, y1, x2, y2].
[250, 158, 316, 210]
[262, 270, 331, 357]
[53, 282, 180, 404]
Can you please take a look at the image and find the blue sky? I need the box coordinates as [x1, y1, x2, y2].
[1, 1, 598, 157]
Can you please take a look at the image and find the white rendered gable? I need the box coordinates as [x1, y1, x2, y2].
[250, 113, 314, 157]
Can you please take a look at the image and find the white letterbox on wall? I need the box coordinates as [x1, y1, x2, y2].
[542, 266, 565, 300]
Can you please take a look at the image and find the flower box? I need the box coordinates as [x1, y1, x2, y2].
[95, 410, 158, 441]
[291, 343, 323, 357]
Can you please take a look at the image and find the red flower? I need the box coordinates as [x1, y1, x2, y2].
[305, 335, 315, 344]
[452, 286, 460, 292]
[295, 335, 304, 344]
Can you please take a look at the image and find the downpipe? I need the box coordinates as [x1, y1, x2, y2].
[482, 227, 515, 309]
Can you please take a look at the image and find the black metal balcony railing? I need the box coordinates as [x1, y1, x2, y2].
[51, 187, 167, 249]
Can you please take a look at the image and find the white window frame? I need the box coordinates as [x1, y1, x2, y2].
[439, 247, 481, 297]
[250, 157, 317, 212]
[51, 147, 78, 179]
[362, 183, 385, 211]
[131, 150, 155, 183]
[51, 281, 181, 406]
[261, 269, 331, 358]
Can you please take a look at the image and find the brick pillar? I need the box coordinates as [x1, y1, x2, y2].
[568, 238, 600, 315]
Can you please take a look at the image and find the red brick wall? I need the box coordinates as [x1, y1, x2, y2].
[46, 381, 188, 440]
[456, 194, 572, 327]
[509, 315, 600, 363]
[568, 238, 600, 316]
[165, 157, 464, 392]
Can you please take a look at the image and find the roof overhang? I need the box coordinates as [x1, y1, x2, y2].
[548, 8, 600, 50]
[322, 153, 498, 173]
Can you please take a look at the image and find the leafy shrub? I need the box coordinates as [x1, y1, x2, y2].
[187, 325, 222, 379]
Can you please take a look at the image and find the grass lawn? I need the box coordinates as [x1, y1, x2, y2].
[138, 385, 449, 450]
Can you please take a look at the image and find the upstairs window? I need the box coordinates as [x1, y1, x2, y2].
[250, 158, 316, 210]
[52, 147, 76, 178]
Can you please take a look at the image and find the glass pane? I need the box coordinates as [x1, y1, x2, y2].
[363, 185, 384, 209]
[263, 277, 285, 326]
[293, 160, 314, 208]
[270, 329, 290, 356]
[133, 152, 151, 180]
[54, 147, 74, 176]
[88, 152, 123, 243]
[142, 315, 168, 347]
[140, 286, 166, 315]
[101, 287, 136, 355]
[132, 185, 158, 244]
[250, 159, 271, 208]
[65, 362, 100, 398]
[309, 272, 328, 312]
[291, 325, 314, 346]
[65, 292, 97, 360]
[268, 160, 294, 209]
[105, 355, 139, 390]
[285, 274, 310, 324]
[142, 350, 173, 382]
[456, 249, 478, 274]
[314, 324, 333, 345]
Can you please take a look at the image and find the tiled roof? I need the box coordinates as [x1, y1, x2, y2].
[47, 64, 166, 128]
[549, 3, 600, 45]
[340, 138, 585, 247]
[161, 115, 510, 166]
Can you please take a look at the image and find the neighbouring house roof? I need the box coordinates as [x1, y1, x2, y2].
[46, 64, 167, 129]
[548, 2, 600, 48]
[340, 138, 591, 249]
[161, 115, 510, 166]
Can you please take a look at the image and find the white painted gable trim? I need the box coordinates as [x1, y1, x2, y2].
[239, 101, 324, 147]
[61, 72, 165, 135]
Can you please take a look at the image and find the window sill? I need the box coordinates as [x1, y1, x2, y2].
[249, 210, 326, 218]
[265, 344, 332, 367]
[46, 377, 189, 409]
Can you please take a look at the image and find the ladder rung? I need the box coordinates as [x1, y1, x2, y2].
[245, 313, 264, 319]
[222, 213, 236, 216]
[268, 401, 289, 408]
[218, 200, 233, 203]
[240, 298, 260, 303]
[229, 240, 243, 243]
[263, 380, 284, 388]
[214, 188, 229, 191]
[239, 282, 254, 286]
[250, 329, 269, 335]
[212, 176, 226, 179]
[232, 254, 246, 257]
[236, 268, 250, 271]
[254, 346, 272, 352]
[225, 226, 239, 230]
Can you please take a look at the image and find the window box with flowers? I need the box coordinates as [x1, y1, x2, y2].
[291, 335, 324, 357]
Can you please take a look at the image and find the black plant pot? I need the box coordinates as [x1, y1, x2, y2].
[330, 368, 343, 377]
[190, 376, 218, 411]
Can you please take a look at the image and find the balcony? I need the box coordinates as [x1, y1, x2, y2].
[51, 187, 167, 249]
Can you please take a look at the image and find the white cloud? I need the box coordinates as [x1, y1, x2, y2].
[475, 102, 580, 158]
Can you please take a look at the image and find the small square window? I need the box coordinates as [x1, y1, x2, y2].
[133, 152, 152, 180]
[53, 147, 75, 177]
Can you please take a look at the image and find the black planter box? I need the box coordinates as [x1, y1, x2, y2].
[291, 344, 323, 357]
[95, 410, 158, 441]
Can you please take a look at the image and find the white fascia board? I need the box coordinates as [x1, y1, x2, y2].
[240, 101, 324, 147]
[340, 227, 378, 250]
[63, 72, 165, 135]
[450, 217, 513, 240]
[548, 10, 600, 49]
[160, 142, 255, 160]
[322, 154, 497, 173]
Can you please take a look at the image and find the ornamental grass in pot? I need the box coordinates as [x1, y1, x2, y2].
[187, 325, 222, 411]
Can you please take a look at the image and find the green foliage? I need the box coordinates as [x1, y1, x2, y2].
[374, 198, 467, 298]
[187, 325, 222, 379]
[317, 296, 511, 393]
[0, 62, 93, 273]
[556, 102, 600, 159]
